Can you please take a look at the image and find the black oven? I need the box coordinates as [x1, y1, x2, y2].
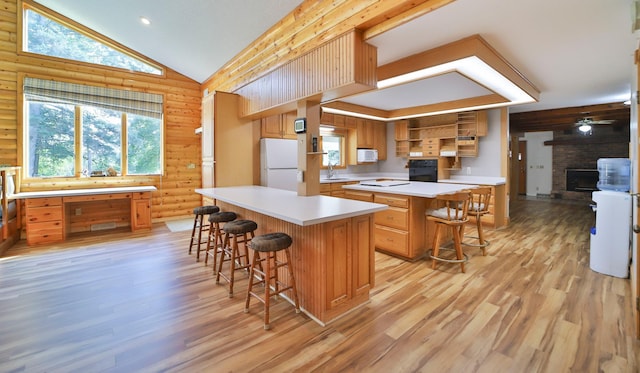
[409, 159, 438, 182]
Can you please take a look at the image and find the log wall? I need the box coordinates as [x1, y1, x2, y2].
[0, 0, 202, 221]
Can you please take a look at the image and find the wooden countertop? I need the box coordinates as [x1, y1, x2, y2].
[196, 185, 387, 226]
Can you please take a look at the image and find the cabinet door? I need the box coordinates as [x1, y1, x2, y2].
[356, 119, 374, 149]
[261, 114, 282, 138]
[395, 120, 409, 140]
[326, 219, 352, 309]
[282, 111, 298, 139]
[352, 214, 374, 295]
[373, 121, 387, 160]
[131, 198, 152, 230]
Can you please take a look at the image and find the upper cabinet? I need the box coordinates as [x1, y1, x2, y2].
[373, 121, 387, 161]
[261, 111, 298, 139]
[355, 118, 374, 149]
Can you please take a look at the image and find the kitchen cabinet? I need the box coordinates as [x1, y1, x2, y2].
[320, 181, 356, 197]
[372, 192, 428, 261]
[25, 197, 63, 245]
[373, 121, 387, 160]
[325, 214, 373, 312]
[466, 184, 506, 229]
[261, 111, 297, 139]
[356, 118, 374, 149]
[131, 192, 152, 230]
[395, 120, 409, 157]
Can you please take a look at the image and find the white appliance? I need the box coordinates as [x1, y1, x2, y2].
[357, 149, 378, 163]
[590, 190, 631, 278]
[260, 138, 298, 191]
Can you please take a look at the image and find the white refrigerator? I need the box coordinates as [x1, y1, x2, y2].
[590, 191, 632, 278]
[260, 138, 298, 192]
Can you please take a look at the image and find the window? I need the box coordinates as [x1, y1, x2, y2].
[24, 77, 163, 178]
[23, 6, 162, 75]
[321, 128, 346, 168]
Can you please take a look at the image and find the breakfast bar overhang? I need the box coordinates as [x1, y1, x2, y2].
[196, 185, 387, 326]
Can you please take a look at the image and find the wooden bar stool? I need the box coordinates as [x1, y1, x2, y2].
[426, 191, 472, 273]
[245, 232, 300, 330]
[216, 219, 257, 297]
[204, 211, 237, 274]
[463, 187, 492, 255]
[188, 205, 220, 261]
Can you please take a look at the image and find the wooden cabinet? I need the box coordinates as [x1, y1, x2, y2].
[395, 120, 409, 157]
[344, 190, 374, 202]
[25, 197, 64, 245]
[466, 184, 506, 229]
[131, 192, 152, 230]
[261, 111, 297, 139]
[372, 192, 427, 261]
[320, 181, 356, 197]
[356, 118, 374, 149]
[325, 215, 373, 313]
[373, 121, 387, 160]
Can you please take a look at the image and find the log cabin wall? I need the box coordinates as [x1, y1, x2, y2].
[0, 0, 202, 222]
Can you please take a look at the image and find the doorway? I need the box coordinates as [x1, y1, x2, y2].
[518, 140, 527, 195]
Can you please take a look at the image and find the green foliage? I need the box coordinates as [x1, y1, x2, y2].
[25, 9, 160, 75]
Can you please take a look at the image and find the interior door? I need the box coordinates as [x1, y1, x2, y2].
[518, 140, 527, 195]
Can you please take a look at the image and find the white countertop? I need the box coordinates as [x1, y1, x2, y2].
[438, 176, 506, 186]
[12, 186, 157, 199]
[343, 181, 478, 198]
[196, 185, 387, 226]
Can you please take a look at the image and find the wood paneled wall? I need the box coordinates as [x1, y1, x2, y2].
[235, 30, 377, 118]
[0, 0, 202, 221]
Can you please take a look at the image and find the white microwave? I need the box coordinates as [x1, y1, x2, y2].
[357, 149, 378, 163]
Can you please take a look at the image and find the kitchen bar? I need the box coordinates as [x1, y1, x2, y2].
[195, 185, 387, 325]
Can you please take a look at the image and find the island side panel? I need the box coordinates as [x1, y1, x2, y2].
[216, 201, 374, 325]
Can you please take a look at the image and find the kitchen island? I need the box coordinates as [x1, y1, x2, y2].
[195, 185, 387, 326]
[342, 181, 477, 261]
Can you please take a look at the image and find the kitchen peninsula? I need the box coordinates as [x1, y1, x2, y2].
[195, 185, 387, 326]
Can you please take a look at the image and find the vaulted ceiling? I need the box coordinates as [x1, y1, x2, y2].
[33, 0, 638, 132]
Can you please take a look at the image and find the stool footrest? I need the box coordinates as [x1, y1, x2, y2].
[427, 247, 469, 264]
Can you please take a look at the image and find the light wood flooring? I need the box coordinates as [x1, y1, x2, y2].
[1, 197, 639, 372]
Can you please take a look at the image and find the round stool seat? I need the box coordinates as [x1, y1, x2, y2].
[208, 211, 237, 224]
[251, 233, 292, 252]
[223, 219, 258, 235]
[193, 205, 220, 215]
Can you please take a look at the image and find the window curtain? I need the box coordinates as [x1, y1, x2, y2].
[23, 77, 163, 119]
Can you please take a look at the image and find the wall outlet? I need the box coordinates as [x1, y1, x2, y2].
[187, 163, 196, 169]
[297, 170, 304, 182]
[75, 208, 81, 216]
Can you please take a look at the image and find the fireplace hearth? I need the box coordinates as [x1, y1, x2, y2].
[566, 168, 598, 192]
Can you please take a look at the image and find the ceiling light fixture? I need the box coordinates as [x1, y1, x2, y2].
[140, 16, 151, 25]
[578, 123, 592, 134]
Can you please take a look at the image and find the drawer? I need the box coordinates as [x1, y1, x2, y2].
[375, 225, 409, 256]
[26, 197, 62, 208]
[423, 138, 439, 145]
[345, 190, 373, 202]
[330, 190, 345, 198]
[132, 191, 151, 200]
[374, 206, 408, 230]
[374, 194, 409, 208]
[320, 184, 331, 193]
[26, 205, 63, 223]
[26, 221, 64, 245]
[423, 150, 439, 156]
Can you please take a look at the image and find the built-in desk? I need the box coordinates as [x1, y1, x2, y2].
[14, 186, 156, 245]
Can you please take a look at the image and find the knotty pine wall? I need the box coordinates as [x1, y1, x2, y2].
[0, 0, 202, 221]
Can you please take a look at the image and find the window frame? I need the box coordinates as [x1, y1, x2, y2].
[320, 128, 347, 169]
[21, 75, 165, 179]
[19, 1, 164, 78]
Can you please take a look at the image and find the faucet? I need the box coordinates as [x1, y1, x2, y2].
[327, 161, 335, 179]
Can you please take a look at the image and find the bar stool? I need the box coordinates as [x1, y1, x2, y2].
[245, 232, 300, 330]
[188, 205, 220, 261]
[216, 219, 257, 297]
[462, 187, 492, 256]
[204, 211, 237, 274]
[426, 191, 472, 273]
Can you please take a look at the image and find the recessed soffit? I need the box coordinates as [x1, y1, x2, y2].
[323, 34, 540, 121]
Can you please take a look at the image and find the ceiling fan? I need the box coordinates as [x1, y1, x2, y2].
[575, 117, 615, 134]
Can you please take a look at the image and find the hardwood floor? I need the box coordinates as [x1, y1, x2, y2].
[1, 198, 638, 372]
